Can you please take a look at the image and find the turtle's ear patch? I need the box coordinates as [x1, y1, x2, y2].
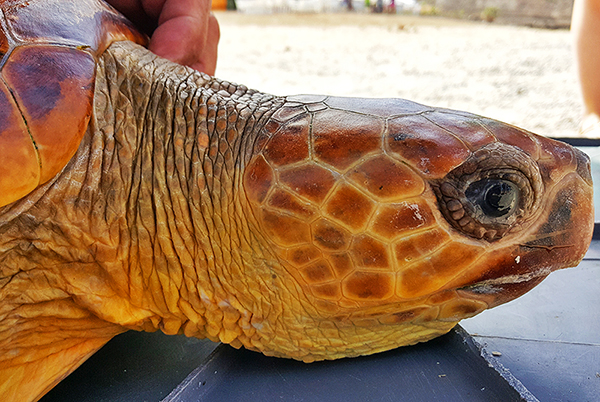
[2, 46, 95, 183]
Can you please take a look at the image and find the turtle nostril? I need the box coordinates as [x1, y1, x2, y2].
[574, 147, 593, 186]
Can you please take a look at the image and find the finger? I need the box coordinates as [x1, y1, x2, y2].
[190, 13, 220, 75]
[148, 0, 219, 74]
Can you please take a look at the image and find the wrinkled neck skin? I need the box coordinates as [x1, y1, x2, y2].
[0, 41, 291, 401]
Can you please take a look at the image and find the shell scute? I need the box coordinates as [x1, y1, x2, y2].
[1, 0, 145, 53]
[0, 80, 38, 205]
[0, 0, 145, 207]
[3, 46, 95, 182]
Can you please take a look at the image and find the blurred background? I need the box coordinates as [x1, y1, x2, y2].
[210, 0, 581, 138]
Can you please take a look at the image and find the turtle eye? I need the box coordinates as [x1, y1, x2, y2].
[434, 143, 543, 241]
[466, 179, 519, 218]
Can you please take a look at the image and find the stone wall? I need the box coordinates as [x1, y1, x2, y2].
[431, 0, 574, 28]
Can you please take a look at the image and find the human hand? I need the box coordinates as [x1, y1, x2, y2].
[106, 0, 220, 75]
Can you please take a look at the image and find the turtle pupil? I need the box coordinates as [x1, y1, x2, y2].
[484, 181, 516, 216]
[466, 179, 518, 218]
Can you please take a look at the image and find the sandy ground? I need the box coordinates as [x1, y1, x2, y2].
[214, 12, 582, 137]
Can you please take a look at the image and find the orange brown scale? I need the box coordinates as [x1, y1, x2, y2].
[349, 234, 390, 270]
[312, 109, 383, 171]
[262, 114, 310, 166]
[325, 184, 375, 231]
[393, 229, 451, 265]
[311, 218, 352, 251]
[477, 117, 541, 158]
[437, 298, 487, 321]
[266, 188, 316, 219]
[371, 201, 436, 240]
[328, 253, 355, 278]
[538, 138, 579, 183]
[0, 29, 8, 57]
[268, 103, 307, 123]
[300, 260, 336, 284]
[378, 306, 433, 324]
[311, 283, 342, 301]
[0, 0, 145, 207]
[422, 111, 496, 150]
[387, 114, 471, 178]
[397, 242, 485, 298]
[279, 164, 338, 204]
[244, 154, 273, 203]
[285, 245, 323, 267]
[259, 209, 311, 247]
[342, 271, 395, 301]
[348, 154, 425, 202]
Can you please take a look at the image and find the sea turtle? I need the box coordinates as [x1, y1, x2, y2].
[0, 1, 594, 401]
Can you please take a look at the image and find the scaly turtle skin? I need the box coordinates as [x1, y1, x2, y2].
[0, 1, 594, 401]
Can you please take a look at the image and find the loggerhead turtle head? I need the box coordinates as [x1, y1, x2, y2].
[243, 95, 593, 360]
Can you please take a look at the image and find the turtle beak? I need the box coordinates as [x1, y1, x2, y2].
[458, 143, 594, 309]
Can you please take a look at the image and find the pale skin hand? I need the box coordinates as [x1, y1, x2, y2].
[572, 0, 600, 136]
[106, 0, 220, 75]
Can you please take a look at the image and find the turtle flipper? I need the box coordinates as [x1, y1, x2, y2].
[0, 303, 124, 402]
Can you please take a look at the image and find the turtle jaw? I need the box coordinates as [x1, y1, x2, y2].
[456, 156, 594, 309]
[457, 267, 550, 309]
